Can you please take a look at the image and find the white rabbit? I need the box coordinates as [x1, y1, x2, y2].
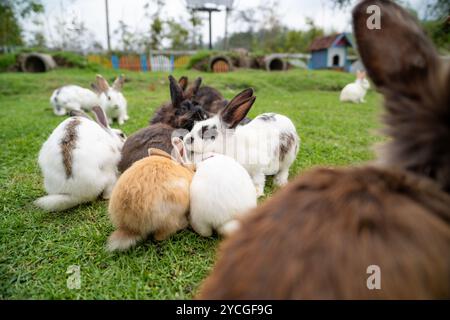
[340, 70, 370, 103]
[50, 74, 129, 125]
[35, 107, 126, 212]
[188, 152, 257, 237]
[184, 88, 300, 197]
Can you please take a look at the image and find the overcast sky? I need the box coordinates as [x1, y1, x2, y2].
[26, 0, 428, 50]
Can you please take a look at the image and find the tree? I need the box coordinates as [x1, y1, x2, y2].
[0, 0, 44, 50]
[188, 9, 202, 49]
[0, 3, 23, 49]
[144, 0, 165, 51]
[114, 20, 136, 52]
[166, 19, 189, 50]
[423, 0, 450, 52]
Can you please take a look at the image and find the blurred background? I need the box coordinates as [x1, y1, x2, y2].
[0, 0, 448, 73]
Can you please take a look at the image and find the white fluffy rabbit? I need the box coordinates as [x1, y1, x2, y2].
[184, 88, 300, 197]
[35, 107, 126, 212]
[50, 74, 129, 125]
[340, 70, 370, 103]
[189, 152, 257, 237]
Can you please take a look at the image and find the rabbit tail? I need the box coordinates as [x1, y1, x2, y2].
[107, 229, 143, 252]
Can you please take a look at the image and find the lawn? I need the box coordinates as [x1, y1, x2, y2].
[0, 68, 383, 299]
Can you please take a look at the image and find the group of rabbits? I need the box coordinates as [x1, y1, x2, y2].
[36, 72, 300, 252]
[34, 0, 449, 299]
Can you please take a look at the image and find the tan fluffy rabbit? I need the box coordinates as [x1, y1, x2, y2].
[107, 137, 194, 252]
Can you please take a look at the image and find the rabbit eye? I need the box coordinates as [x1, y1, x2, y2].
[201, 125, 209, 137]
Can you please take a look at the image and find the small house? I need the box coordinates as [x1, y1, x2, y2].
[308, 33, 353, 71]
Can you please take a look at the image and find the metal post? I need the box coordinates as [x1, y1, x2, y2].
[105, 0, 111, 52]
[224, 7, 230, 50]
[208, 10, 212, 50]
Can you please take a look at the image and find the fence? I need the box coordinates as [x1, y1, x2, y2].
[87, 51, 194, 72]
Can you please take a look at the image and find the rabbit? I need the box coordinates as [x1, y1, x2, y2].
[35, 106, 126, 212]
[107, 137, 195, 252]
[50, 74, 129, 125]
[118, 76, 209, 173]
[91, 74, 129, 125]
[189, 152, 257, 237]
[117, 123, 174, 173]
[197, 0, 450, 300]
[193, 85, 226, 114]
[340, 70, 370, 103]
[184, 89, 300, 197]
[149, 75, 209, 128]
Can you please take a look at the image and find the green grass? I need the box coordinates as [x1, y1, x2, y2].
[0, 68, 383, 299]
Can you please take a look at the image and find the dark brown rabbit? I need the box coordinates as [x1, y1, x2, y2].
[198, 0, 450, 300]
[119, 76, 203, 173]
[194, 86, 227, 114]
[117, 123, 174, 173]
[149, 75, 208, 130]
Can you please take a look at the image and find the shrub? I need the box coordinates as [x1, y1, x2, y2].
[0, 53, 18, 72]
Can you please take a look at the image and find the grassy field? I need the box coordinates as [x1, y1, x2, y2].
[0, 68, 383, 299]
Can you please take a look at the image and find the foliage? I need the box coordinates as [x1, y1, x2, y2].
[223, 16, 324, 53]
[147, 0, 165, 51]
[186, 50, 216, 70]
[51, 51, 100, 71]
[0, 53, 17, 72]
[166, 19, 190, 50]
[114, 20, 136, 53]
[0, 3, 24, 48]
[0, 0, 44, 49]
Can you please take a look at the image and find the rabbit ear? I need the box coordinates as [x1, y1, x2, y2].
[69, 110, 93, 120]
[112, 74, 125, 91]
[353, 0, 450, 191]
[91, 106, 109, 129]
[148, 148, 172, 159]
[220, 88, 256, 129]
[171, 137, 187, 164]
[352, 0, 441, 94]
[95, 74, 110, 93]
[185, 77, 202, 99]
[169, 75, 184, 108]
[91, 83, 101, 94]
[178, 76, 188, 91]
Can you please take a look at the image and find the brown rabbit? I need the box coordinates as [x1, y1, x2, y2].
[118, 123, 174, 173]
[118, 76, 203, 173]
[107, 137, 194, 252]
[198, 0, 450, 299]
[194, 85, 227, 114]
[149, 75, 208, 129]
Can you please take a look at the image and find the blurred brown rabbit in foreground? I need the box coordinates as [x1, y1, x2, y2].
[198, 0, 450, 299]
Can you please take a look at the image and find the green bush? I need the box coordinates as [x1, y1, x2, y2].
[0, 53, 17, 72]
[51, 51, 100, 71]
[186, 50, 216, 70]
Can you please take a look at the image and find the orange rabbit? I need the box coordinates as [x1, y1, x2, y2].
[107, 137, 194, 251]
